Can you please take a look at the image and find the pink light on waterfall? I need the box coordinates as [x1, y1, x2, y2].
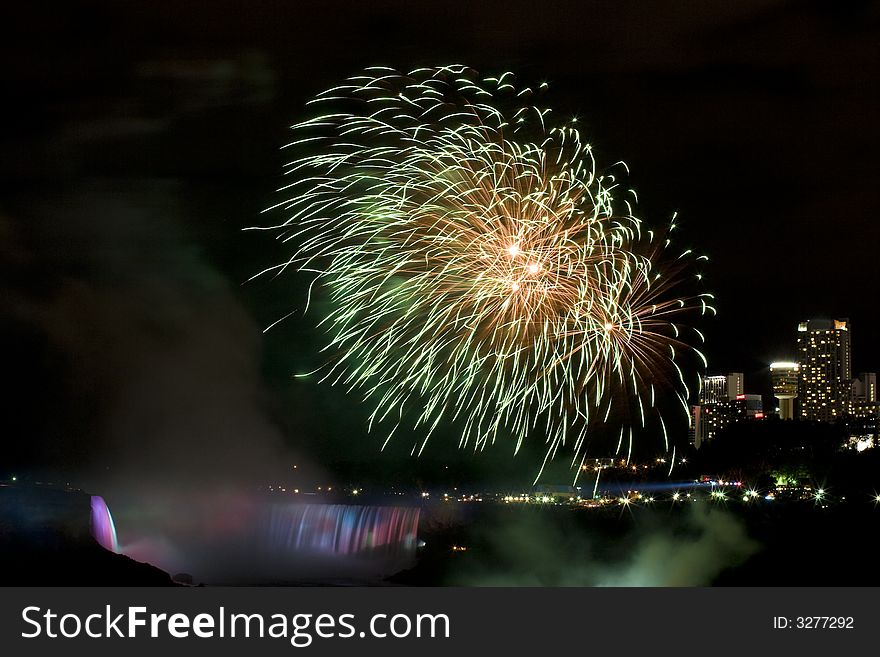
[90, 495, 119, 553]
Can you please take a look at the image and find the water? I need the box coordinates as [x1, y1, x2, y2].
[262, 503, 419, 557]
[115, 496, 421, 584]
[90, 495, 119, 553]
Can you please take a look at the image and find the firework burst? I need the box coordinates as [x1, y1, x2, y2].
[251, 65, 713, 481]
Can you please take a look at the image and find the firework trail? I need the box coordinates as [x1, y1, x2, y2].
[251, 65, 712, 481]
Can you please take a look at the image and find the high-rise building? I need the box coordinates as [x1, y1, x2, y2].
[852, 372, 877, 403]
[796, 318, 852, 422]
[733, 394, 764, 419]
[866, 373, 877, 402]
[727, 372, 744, 400]
[693, 373, 746, 449]
[850, 373, 879, 448]
[770, 361, 799, 420]
[700, 376, 726, 404]
[692, 394, 764, 445]
[699, 373, 744, 404]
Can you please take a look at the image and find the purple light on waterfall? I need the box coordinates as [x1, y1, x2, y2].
[90, 495, 119, 553]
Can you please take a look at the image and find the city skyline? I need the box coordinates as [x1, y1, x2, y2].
[692, 316, 879, 452]
[700, 317, 878, 411]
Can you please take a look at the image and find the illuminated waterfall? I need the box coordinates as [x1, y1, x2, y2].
[262, 504, 419, 558]
[90, 495, 119, 553]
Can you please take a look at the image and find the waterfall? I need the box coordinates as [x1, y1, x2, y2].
[90, 495, 119, 553]
[262, 503, 419, 557]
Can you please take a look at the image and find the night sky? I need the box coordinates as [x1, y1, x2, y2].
[2, 0, 878, 486]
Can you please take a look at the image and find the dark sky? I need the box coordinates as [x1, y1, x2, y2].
[1, 0, 878, 486]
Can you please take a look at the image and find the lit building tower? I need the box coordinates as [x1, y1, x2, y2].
[727, 372, 745, 399]
[700, 376, 726, 404]
[865, 373, 877, 402]
[770, 361, 799, 420]
[699, 373, 744, 404]
[852, 372, 877, 403]
[796, 319, 852, 422]
[693, 372, 746, 449]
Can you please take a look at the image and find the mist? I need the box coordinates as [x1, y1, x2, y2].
[1, 181, 337, 580]
[450, 504, 760, 586]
